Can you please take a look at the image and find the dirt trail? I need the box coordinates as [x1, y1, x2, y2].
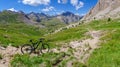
[51, 30, 102, 64]
[0, 46, 21, 67]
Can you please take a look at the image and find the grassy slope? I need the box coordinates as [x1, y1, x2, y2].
[9, 18, 89, 67]
[0, 11, 44, 47]
[0, 23, 45, 47]
[11, 52, 67, 67]
[9, 19, 89, 67]
[0, 11, 66, 47]
[45, 26, 88, 47]
[45, 18, 120, 67]
[11, 18, 120, 67]
[86, 19, 120, 67]
[44, 19, 120, 67]
[1, 11, 119, 66]
[40, 17, 66, 33]
[0, 11, 18, 23]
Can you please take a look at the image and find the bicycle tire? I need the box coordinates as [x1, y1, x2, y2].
[21, 44, 33, 54]
[40, 44, 50, 54]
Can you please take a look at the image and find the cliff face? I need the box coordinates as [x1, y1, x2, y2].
[83, 0, 120, 21]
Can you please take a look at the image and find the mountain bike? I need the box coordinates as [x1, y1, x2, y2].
[21, 38, 50, 54]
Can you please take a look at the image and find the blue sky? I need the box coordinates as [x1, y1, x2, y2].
[0, 0, 98, 15]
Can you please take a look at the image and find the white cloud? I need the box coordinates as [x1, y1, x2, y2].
[58, 0, 67, 4]
[70, 0, 84, 10]
[58, 0, 84, 10]
[7, 8, 18, 12]
[58, 0, 61, 3]
[76, 1, 84, 10]
[71, 0, 78, 6]
[22, 0, 50, 6]
[42, 6, 56, 12]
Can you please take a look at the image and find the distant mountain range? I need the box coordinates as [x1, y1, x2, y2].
[27, 12, 50, 22]
[0, 10, 83, 25]
[56, 11, 82, 24]
[27, 11, 83, 24]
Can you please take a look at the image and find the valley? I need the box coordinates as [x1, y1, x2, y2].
[0, 0, 120, 67]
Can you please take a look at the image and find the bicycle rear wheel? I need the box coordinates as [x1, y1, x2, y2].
[21, 44, 33, 54]
[40, 44, 49, 54]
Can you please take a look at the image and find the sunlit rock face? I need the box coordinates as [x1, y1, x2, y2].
[83, 0, 120, 21]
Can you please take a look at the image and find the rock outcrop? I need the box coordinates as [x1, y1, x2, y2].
[83, 0, 120, 21]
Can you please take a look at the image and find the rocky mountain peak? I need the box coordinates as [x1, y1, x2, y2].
[83, 0, 120, 21]
[18, 10, 25, 14]
[61, 11, 74, 16]
[57, 11, 82, 24]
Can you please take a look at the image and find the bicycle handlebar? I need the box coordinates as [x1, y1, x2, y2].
[29, 38, 45, 43]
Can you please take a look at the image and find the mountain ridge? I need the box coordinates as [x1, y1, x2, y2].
[0, 10, 82, 24]
[82, 0, 120, 21]
[56, 11, 83, 24]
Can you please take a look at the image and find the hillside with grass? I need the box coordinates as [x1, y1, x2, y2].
[0, 10, 120, 67]
[0, 2, 120, 67]
[0, 11, 68, 47]
[40, 17, 66, 33]
[6, 18, 119, 67]
[0, 11, 45, 47]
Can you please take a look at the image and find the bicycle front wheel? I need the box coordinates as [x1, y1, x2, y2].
[40, 44, 49, 54]
[21, 44, 32, 54]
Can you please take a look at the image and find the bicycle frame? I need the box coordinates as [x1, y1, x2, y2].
[30, 40, 41, 50]
[21, 39, 49, 54]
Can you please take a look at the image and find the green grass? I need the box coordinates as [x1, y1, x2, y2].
[0, 23, 45, 47]
[58, 56, 86, 67]
[46, 27, 87, 41]
[11, 52, 86, 67]
[85, 18, 120, 30]
[0, 54, 2, 59]
[40, 18, 66, 33]
[0, 11, 46, 47]
[11, 52, 66, 67]
[0, 10, 18, 23]
[45, 25, 88, 47]
[72, 61, 87, 67]
[87, 30, 120, 67]
[85, 19, 120, 67]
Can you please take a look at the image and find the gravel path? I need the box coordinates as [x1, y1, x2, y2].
[51, 30, 102, 65]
